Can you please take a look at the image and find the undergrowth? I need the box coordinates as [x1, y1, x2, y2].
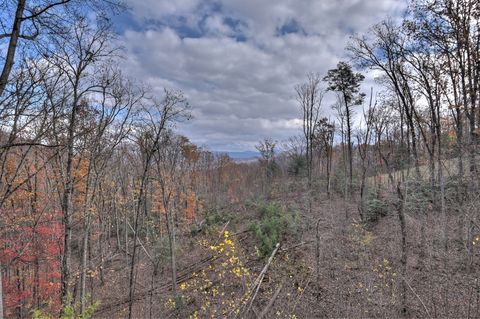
[250, 201, 298, 257]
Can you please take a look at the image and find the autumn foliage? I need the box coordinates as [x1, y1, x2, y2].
[1, 212, 63, 317]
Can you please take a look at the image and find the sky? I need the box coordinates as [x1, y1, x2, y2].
[114, 0, 407, 153]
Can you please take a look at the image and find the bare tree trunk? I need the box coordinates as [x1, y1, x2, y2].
[0, 266, 4, 319]
[438, 148, 447, 255]
[166, 209, 178, 298]
[379, 127, 408, 316]
[124, 209, 128, 258]
[344, 94, 354, 194]
[80, 215, 91, 313]
[396, 182, 408, 317]
[148, 265, 158, 319]
[114, 199, 121, 250]
[326, 142, 332, 198]
[341, 119, 349, 222]
[61, 89, 80, 308]
[385, 164, 408, 316]
[315, 218, 322, 294]
[0, 0, 26, 98]
[128, 173, 148, 319]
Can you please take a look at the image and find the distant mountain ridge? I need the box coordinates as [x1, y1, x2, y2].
[213, 151, 260, 161]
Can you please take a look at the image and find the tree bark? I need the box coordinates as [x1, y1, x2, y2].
[0, 266, 4, 319]
[0, 0, 26, 98]
[60, 86, 80, 309]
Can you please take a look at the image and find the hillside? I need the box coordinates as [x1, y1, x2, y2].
[2, 0, 480, 318]
[85, 176, 477, 318]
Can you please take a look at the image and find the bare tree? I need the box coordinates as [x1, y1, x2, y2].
[374, 110, 408, 316]
[356, 88, 376, 221]
[37, 14, 120, 309]
[127, 89, 190, 319]
[76, 66, 142, 313]
[349, 22, 422, 179]
[313, 118, 335, 197]
[296, 73, 324, 214]
[0, 0, 124, 98]
[256, 138, 277, 195]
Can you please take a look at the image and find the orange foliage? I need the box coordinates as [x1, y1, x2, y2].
[182, 143, 200, 164]
[72, 156, 90, 211]
[184, 191, 197, 220]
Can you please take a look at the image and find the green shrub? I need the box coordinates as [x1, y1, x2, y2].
[265, 160, 280, 179]
[404, 178, 433, 215]
[287, 154, 307, 177]
[191, 209, 236, 235]
[364, 188, 389, 224]
[404, 175, 466, 213]
[206, 209, 233, 226]
[153, 237, 174, 263]
[250, 202, 297, 257]
[331, 169, 359, 195]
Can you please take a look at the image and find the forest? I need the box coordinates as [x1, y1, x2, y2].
[1, 0, 480, 318]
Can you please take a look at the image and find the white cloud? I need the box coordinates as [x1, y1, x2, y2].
[127, 0, 200, 20]
[119, 0, 407, 151]
[202, 14, 234, 36]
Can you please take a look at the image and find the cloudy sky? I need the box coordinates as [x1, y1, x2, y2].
[115, 0, 407, 152]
